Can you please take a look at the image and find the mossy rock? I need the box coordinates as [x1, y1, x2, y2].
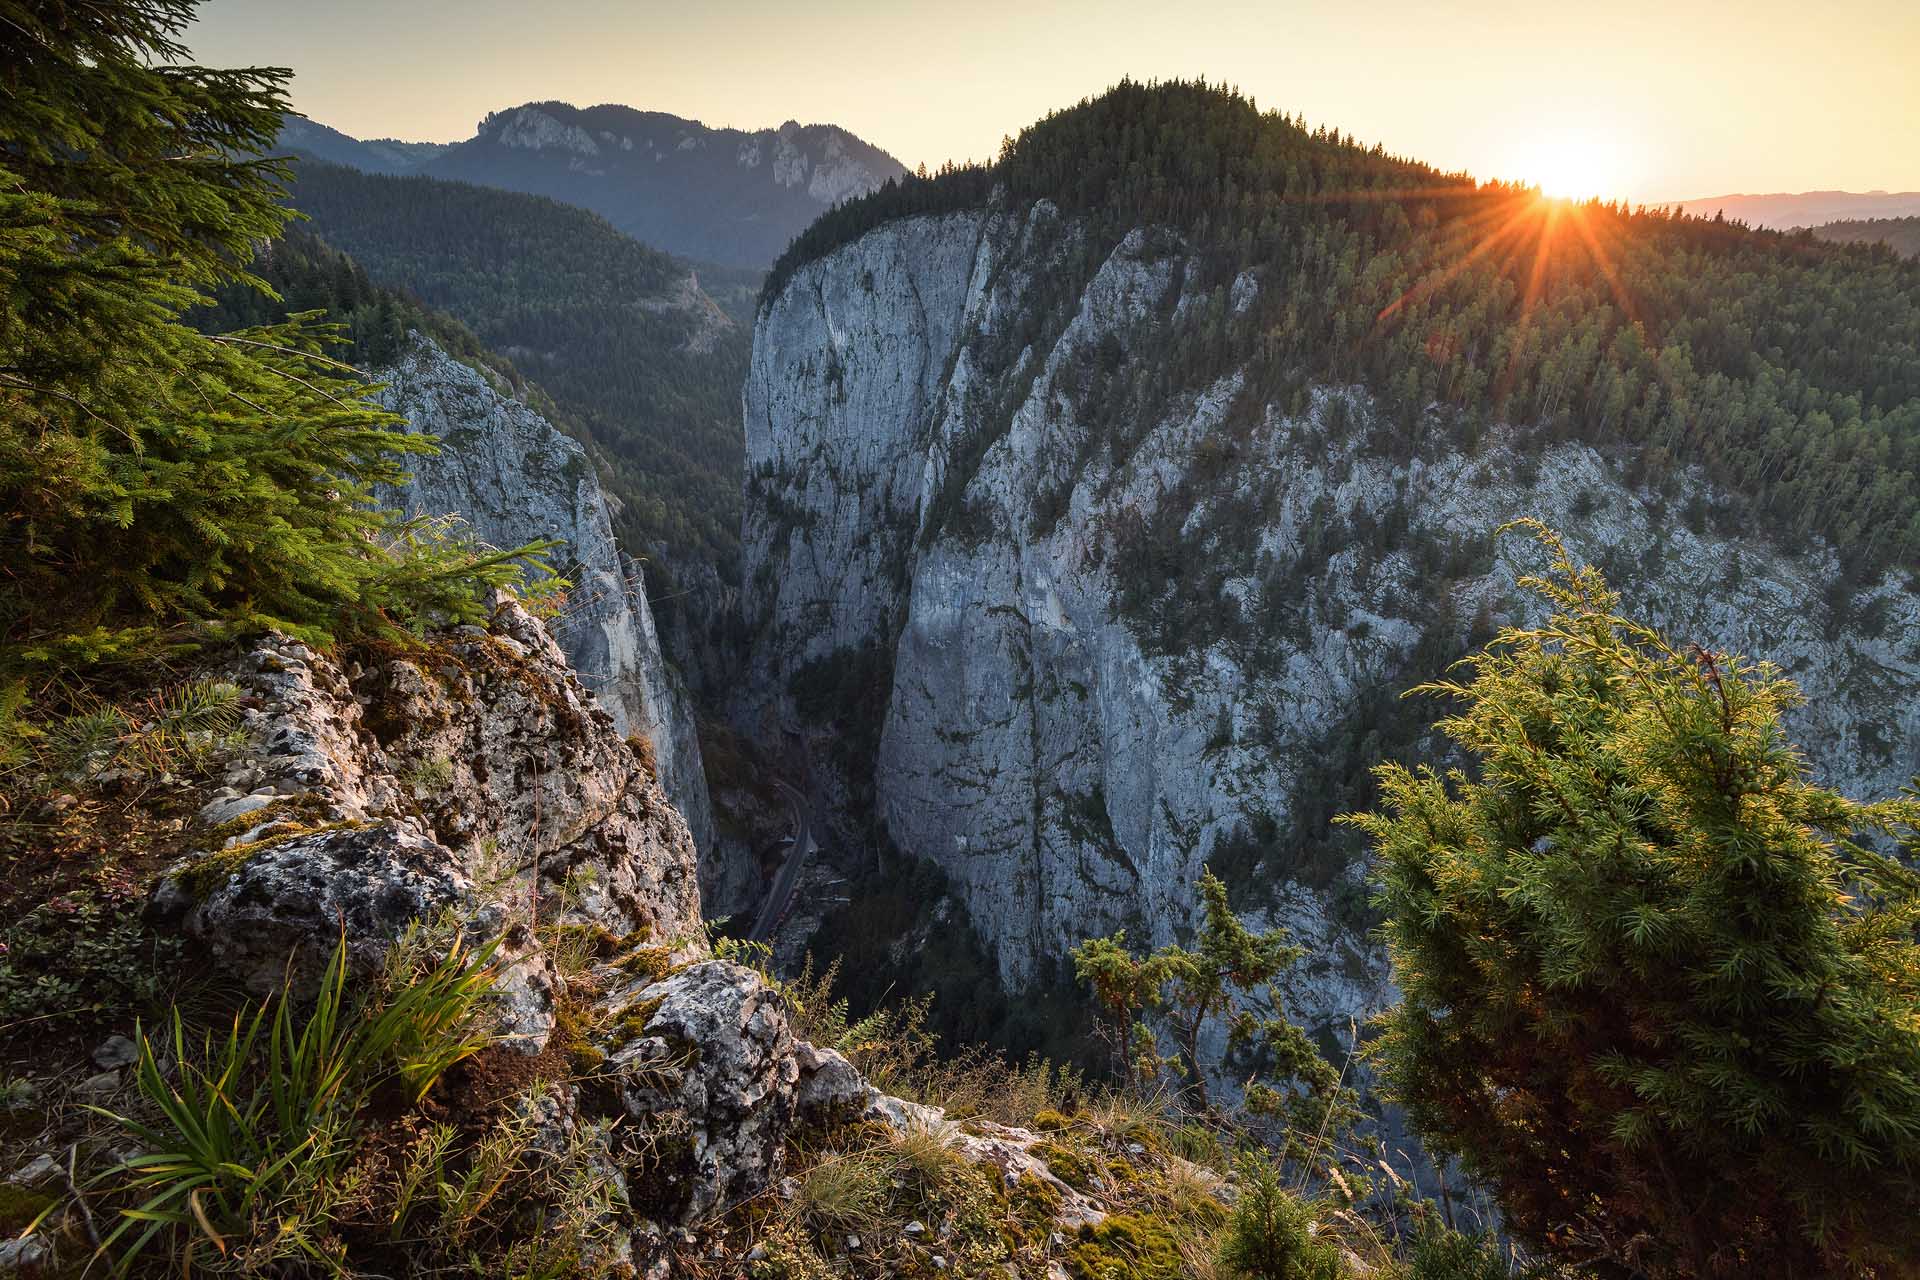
[1036, 1139, 1104, 1191]
[1065, 1213, 1186, 1280]
[1031, 1108, 1070, 1131]
[0, 1183, 55, 1235]
[174, 819, 366, 900]
[549, 921, 622, 961]
[1006, 1173, 1063, 1239]
[202, 792, 333, 842]
[614, 995, 667, 1042]
[616, 945, 674, 982]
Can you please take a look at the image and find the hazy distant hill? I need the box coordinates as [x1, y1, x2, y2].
[1812, 216, 1920, 259]
[278, 116, 449, 176]
[277, 104, 906, 268]
[1673, 189, 1920, 229]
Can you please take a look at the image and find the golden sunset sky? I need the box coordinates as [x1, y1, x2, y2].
[187, 0, 1920, 203]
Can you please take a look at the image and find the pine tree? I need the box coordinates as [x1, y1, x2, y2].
[1347, 521, 1920, 1278]
[0, 2, 546, 706]
[1072, 868, 1353, 1156]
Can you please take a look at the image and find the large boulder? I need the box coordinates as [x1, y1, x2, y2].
[594, 960, 866, 1224]
[152, 822, 470, 993]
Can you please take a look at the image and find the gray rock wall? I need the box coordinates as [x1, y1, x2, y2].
[740, 210, 1920, 1044]
[374, 337, 729, 897]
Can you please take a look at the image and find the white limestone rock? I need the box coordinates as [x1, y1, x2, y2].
[739, 206, 1920, 1061]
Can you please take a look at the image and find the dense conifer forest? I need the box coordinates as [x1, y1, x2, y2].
[1813, 215, 1920, 259]
[770, 80, 1920, 580]
[280, 160, 752, 585]
[190, 227, 553, 399]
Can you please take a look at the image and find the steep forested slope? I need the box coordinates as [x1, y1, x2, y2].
[736, 81, 1920, 1057]
[191, 226, 554, 401]
[771, 80, 1920, 578]
[188, 231, 721, 866]
[282, 160, 751, 588]
[1814, 215, 1920, 259]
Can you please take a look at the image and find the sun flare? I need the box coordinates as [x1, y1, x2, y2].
[1508, 129, 1630, 202]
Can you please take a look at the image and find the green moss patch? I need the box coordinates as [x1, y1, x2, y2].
[616, 945, 673, 982]
[1065, 1213, 1185, 1280]
[1036, 1139, 1104, 1191]
[174, 820, 366, 900]
[0, 1184, 56, 1235]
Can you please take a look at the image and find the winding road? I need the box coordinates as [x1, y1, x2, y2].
[746, 778, 814, 943]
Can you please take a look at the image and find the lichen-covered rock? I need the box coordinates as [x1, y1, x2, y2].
[600, 960, 799, 1223]
[581, 960, 872, 1228]
[0, 1234, 52, 1275]
[862, 1094, 1107, 1231]
[791, 1041, 866, 1124]
[152, 597, 705, 1035]
[152, 821, 471, 993]
[374, 335, 724, 889]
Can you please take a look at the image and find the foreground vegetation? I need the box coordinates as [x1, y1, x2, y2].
[1352, 525, 1920, 1278]
[0, 0, 549, 756]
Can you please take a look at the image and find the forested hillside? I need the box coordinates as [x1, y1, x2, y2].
[190, 226, 552, 400]
[772, 80, 1920, 579]
[1813, 215, 1920, 259]
[282, 160, 750, 586]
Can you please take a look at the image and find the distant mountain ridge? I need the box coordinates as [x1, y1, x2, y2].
[1812, 216, 1920, 259]
[277, 116, 449, 175]
[276, 103, 907, 267]
[1672, 189, 1920, 229]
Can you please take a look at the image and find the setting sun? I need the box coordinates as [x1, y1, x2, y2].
[1505, 128, 1632, 201]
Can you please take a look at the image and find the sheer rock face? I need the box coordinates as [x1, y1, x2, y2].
[373, 336, 737, 904]
[740, 209, 1920, 1039]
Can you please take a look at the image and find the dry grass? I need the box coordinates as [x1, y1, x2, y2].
[789, 1147, 892, 1233]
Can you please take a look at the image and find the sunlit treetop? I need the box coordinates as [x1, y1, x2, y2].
[767, 79, 1920, 578]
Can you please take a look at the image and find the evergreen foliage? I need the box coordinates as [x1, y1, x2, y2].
[768, 80, 1920, 577]
[190, 226, 537, 390]
[277, 159, 752, 583]
[1214, 1150, 1344, 1280]
[0, 0, 547, 711]
[1812, 216, 1920, 261]
[1347, 522, 1920, 1278]
[1072, 869, 1352, 1146]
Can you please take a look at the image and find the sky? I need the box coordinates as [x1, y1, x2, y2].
[186, 0, 1920, 205]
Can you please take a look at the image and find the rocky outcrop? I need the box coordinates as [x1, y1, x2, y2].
[374, 337, 721, 880]
[599, 960, 867, 1223]
[8, 597, 1132, 1278]
[150, 597, 704, 1042]
[129, 608, 871, 1248]
[739, 207, 1920, 1047]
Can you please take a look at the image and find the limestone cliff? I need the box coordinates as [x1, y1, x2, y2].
[373, 337, 728, 896]
[738, 208, 1920, 1043]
